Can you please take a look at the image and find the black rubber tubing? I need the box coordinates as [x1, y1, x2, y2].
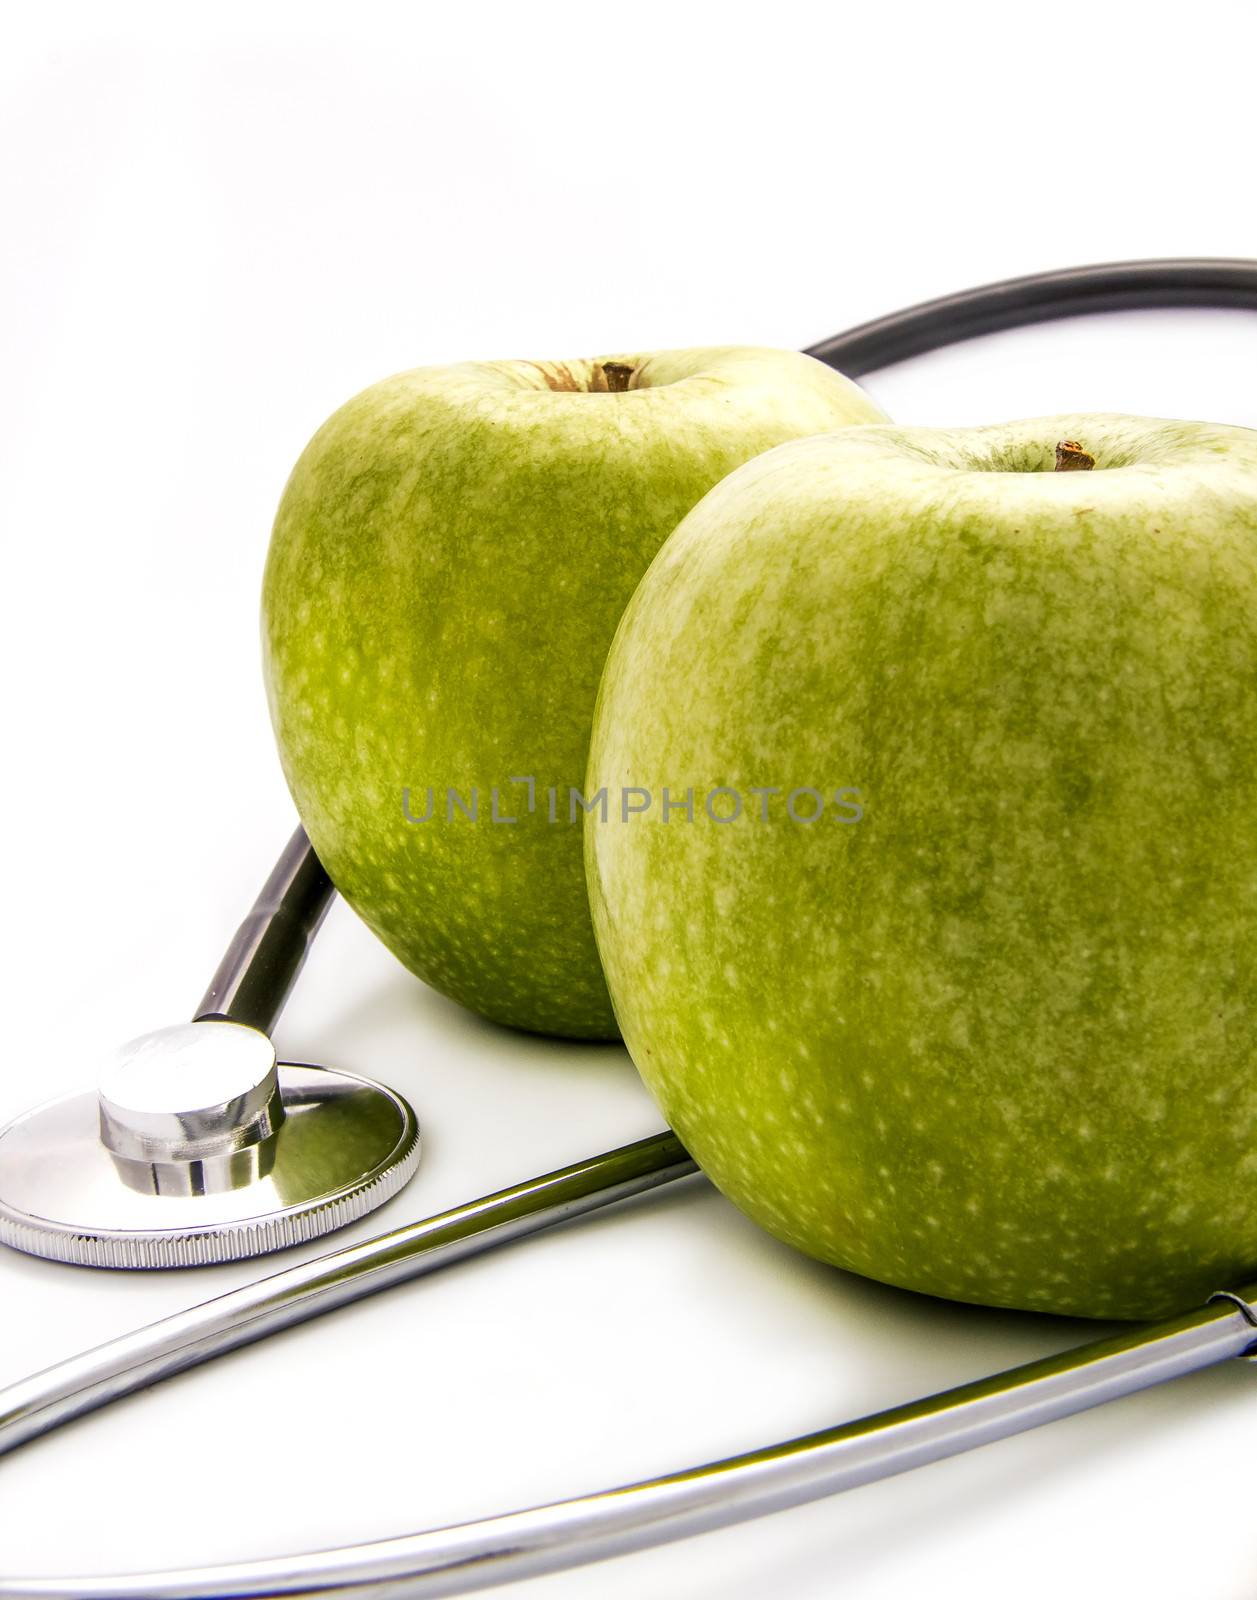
[807, 257, 1257, 379]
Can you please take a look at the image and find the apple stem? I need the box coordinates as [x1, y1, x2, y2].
[1055, 439, 1096, 472]
[599, 361, 635, 393]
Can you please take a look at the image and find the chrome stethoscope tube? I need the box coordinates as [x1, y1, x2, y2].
[5, 257, 1257, 1598]
[0, 1128, 699, 1460]
[0, 1176, 1253, 1598]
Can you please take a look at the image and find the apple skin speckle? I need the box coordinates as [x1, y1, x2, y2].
[262, 348, 884, 1038]
[587, 415, 1257, 1318]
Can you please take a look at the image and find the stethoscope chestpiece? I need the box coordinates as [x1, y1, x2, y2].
[0, 1018, 420, 1268]
[0, 829, 422, 1270]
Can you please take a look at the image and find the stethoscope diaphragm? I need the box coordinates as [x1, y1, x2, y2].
[0, 1022, 420, 1268]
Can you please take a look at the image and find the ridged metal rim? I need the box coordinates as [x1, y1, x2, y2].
[0, 1064, 421, 1269]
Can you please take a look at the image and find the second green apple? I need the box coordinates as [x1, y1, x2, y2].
[587, 414, 1257, 1318]
[263, 347, 884, 1037]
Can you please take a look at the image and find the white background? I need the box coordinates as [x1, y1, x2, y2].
[3, 3, 1257, 1596]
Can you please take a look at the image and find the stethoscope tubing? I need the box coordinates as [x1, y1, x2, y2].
[1, 1264, 1254, 1598]
[805, 255, 1257, 376]
[0, 1129, 698, 1460]
[5, 257, 1257, 1599]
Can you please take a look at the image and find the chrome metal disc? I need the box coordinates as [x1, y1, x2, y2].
[0, 1061, 421, 1268]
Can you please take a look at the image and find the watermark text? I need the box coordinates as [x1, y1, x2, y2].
[402, 781, 865, 827]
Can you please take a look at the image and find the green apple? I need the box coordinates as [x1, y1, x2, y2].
[262, 348, 884, 1038]
[587, 414, 1257, 1318]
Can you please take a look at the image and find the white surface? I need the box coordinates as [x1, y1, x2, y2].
[3, 3, 1257, 1596]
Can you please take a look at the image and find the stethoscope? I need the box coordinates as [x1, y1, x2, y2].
[2, 259, 1257, 1599]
